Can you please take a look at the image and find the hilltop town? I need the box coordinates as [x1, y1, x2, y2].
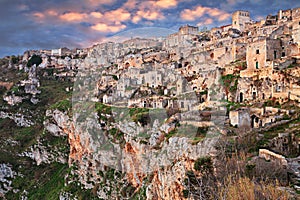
[1, 7, 300, 200]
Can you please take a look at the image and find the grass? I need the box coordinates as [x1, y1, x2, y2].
[220, 74, 240, 95]
[50, 98, 72, 113]
[165, 129, 177, 140]
[0, 67, 75, 199]
[6, 162, 68, 200]
[219, 176, 290, 200]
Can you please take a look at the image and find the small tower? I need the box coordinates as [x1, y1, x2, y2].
[232, 10, 251, 31]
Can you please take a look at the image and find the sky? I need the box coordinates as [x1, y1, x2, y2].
[1, 0, 300, 57]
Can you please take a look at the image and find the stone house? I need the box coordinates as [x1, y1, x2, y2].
[179, 25, 198, 35]
[279, 9, 293, 21]
[246, 37, 282, 71]
[103, 94, 113, 104]
[115, 77, 132, 98]
[123, 53, 143, 68]
[292, 19, 300, 45]
[236, 77, 273, 103]
[292, 7, 300, 20]
[229, 108, 251, 129]
[142, 70, 163, 88]
[232, 10, 251, 31]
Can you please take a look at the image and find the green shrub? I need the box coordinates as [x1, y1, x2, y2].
[194, 156, 213, 173]
[27, 55, 42, 67]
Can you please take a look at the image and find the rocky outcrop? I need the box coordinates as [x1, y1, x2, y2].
[50, 102, 219, 199]
[0, 163, 16, 196]
[44, 109, 70, 137]
[19, 140, 67, 166]
[20, 64, 41, 96]
[0, 111, 34, 127]
[3, 94, 24, 105]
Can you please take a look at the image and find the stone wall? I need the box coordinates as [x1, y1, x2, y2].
[246, 38, 266, 70]
[292, 19, 300, 45]
[259, 149, 288, 166]
[229, 108, 251, 129]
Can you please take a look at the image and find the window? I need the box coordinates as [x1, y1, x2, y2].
[253, 92, 256, 99]
[256, 49, 260, 54]
[181, 102, 184, 108]
[282, 52, 286, 57]
[256, 61, 259, 69]
[274, 50, 277, 59]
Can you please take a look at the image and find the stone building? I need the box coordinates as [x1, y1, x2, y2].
[142, 70, 162, 88]
[278, 9, 292, 22]
[179, 25, 198, 35]
[292, 7, 300, 20]
[270, 133, 299, 157]
[176, 77, 188, 95]
[232, 10, 251, 31]
[246, 37, 282, 71]
[229, 108, 251, 129]
[292, 19, 300, 45]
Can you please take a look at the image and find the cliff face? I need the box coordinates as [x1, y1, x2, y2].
[46, 106, 218, 199]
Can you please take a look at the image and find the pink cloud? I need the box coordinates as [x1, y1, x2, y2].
[33, 12, 45, 19]
[87, 0, 117, 6]
[91, 23, 126, 32]
[132, 15, 142, 23]
[59, 12, 88, 22]
[90, 11, 103, 18]
[181, 6, 208, 21]
[197, 18, 214, 26]
[136, 10, 165, 20]
[155, 0, 178, 8]
[123, 0, 138, 9]
[46, 10, 58, 16]
[104, 8, 131, 22]
[217, 14, 230, 21]
[180, 6, 230, 22]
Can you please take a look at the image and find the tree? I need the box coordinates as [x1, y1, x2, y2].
[27, 54, 42, 67]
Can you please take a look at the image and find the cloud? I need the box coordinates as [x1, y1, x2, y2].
[123, 0, 138, 9]
[18, 4, 29, 11]
[32, 12, 45, 19]
[46, 10, 58, 16]
[209, 8, 231, 21]
[155, 0, 178, 9]
[91, 23, 126, 32]
[254, 15, 265, 21]
[132, 7, 165, 24]
[136, 10, 165, 20]
[217, 14, 230, 21]
[132, 15, 141, 23]
[59, 12, 88, 22]
[181, 6, 208, 21]
[90, 11, 103, 18]
[197, 18, 214, 26]
[87, 0, 117, 6]
[180, 5, 230, 22]
[104, 8, 131, 22]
